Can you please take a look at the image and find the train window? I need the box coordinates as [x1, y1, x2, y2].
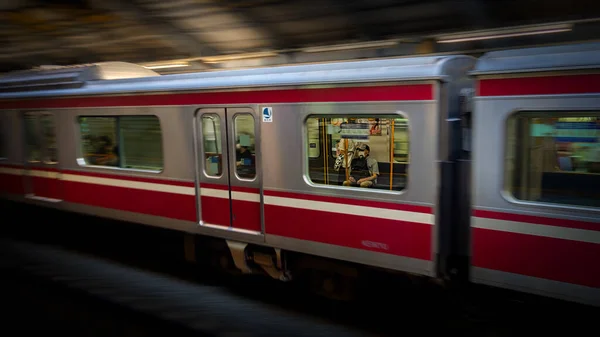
[234, 114, 256, 180]
[505, 112, 600, 208]
[306, 115, 409, 191]
[78, 115, 163, 171]
[40, 114, 58, 163]
[24, 113, 41, 162]
[201, 114, 223, 177]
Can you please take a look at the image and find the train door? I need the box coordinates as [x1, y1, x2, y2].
[22, 111, 63, 202]
[196, 108, 262, 234]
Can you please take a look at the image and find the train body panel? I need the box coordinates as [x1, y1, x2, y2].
[258, 97, 439, 276]
[471, 43, 600, 306]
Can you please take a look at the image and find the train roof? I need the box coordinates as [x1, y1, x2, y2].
[0, 55, 475, 100]
[472, 41, 600, 75]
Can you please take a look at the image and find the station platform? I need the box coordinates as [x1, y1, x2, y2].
[0, 238, 368, 337]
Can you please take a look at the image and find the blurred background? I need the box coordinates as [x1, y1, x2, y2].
[1, 0, 600, 74]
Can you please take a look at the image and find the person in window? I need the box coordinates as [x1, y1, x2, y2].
[370, 118, 381, 135]
[236, 143, 253, 166]
[236, 143, 255, 178]
[334, 137, 355, 185]
[343, 144, 379, 188]
[93, 136, 119, 167]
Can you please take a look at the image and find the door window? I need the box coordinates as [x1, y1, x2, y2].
[24, 114, 41, 162]
[40, 114, 58, 164]
[201, 114, 223, 177]
[233, 114, 256, 179]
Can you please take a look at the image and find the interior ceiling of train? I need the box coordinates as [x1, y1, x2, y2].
[1, 0, 600, 74]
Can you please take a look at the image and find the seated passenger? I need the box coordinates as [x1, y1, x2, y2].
[235, 143, 255, 178]
[343, 144, 379, 188]
[236, 143, 253, 166]
[91, 136, 119, 167]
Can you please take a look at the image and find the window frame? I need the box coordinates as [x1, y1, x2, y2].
[200, 113, 224, 179]
[75, 114, 164, 174]
[232, 112, 257, 182]
[302, 112, 411, 195]
[306, 117, 321, 159]
[501, 108, 600, 211]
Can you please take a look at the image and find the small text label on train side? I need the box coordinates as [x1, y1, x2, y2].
[262, 107, 273, 122]
[361, 240, 389, 250]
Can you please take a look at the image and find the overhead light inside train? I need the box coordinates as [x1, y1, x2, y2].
[143, 62, 190, 69]
[436, 23, 573, 43]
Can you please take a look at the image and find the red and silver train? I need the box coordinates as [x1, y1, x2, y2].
[0, 42, 598, 306]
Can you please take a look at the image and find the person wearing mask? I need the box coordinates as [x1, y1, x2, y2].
[343, 144, 379, 188]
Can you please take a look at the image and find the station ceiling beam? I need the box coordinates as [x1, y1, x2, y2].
[222, 0, 294, 50]
[88, 0, 220, 60]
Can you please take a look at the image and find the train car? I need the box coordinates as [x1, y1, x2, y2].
[0, 42, 598, 307]
[0, 55, 476, 299]
[470, 43, 600, 306]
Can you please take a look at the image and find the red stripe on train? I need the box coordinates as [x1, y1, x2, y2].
[63, 180, 196, 221]
[232, 199, 261, 231]
[200, 197, 261, 231]
[265, 189, 433, 214]
[62, 170, 195, 187]
[478, 74, 600, 96]
[31, 176, 61, 200]
[0, 173, 24, 195]
[200, 196, 229, 227]
[0, 163, 23, 169]
[231, 186, 260, 194]
[265, 205, 432, 260]
[0, 164, 196, 187]
[473, 209, 600, 232]
[25, 167, 59, 172]
[199, 187, 261, 231]
[472, 228, 600, 288]
[0, 84, 434, 109]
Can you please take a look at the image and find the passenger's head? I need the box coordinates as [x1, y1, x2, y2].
[358, 144, 370, 158]
[99, 135, 112, 146]
[237, 143, 248, 152]
[98, 135, 113, 153]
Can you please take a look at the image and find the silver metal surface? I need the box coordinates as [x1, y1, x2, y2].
[0, 56, 473, 99]
[0, 62, 159, 93]
[472, 41, 600, 75]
